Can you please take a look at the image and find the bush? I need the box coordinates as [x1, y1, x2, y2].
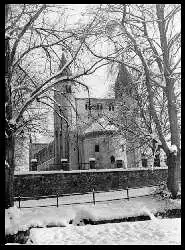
[152, 182, 171, 200]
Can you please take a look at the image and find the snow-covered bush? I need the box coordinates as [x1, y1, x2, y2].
[5, 206, 23, 235]
[152, 183, 171, 200]
[72, 206, 95, 226]
[169, 145, 178, 155]
[6, 206, 23, 221]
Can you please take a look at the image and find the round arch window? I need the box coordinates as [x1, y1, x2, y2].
[110, 155, 115, 164]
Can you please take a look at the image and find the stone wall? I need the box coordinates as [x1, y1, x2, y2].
[13, 167, 170, 198]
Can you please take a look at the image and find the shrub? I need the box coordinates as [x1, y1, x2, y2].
[152, 182, 171, 200]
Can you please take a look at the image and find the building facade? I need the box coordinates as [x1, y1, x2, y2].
[29, 55, 154, 171]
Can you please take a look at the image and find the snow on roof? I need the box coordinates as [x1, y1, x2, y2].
[84, 117, 116, 134]
[31, 159, 37, 162]
[89, 158, 96, 161]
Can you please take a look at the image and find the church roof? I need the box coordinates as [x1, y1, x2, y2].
[83, 117, 117, 135]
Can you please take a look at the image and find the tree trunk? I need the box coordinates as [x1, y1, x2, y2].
[156, 4, 181, 198]
[5, 86, 15, 208]
[5, 33, 15, 208]
[166, 151, 180, 199]
[165, 82, 180, 198]
[5, 134, 15, 208]
[5, 73, 15, 208]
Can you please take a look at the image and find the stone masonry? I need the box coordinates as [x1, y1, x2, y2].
[14, 167, 170, 197]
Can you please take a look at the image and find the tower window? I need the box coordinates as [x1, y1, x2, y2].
[66, 85, 71, 93]
[95, 144, 99, 152]
[109, 105, 114, 111]
[85, 103, 91, 110]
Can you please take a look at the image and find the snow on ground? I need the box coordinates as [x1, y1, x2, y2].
[6, 193, 181, 236]
[5, 243, 22, 245]
[27, 218, 181, 245]
[5, 205, 75, 235]
[5, 186, 181, 245]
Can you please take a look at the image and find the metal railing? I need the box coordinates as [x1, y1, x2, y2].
[14, 183, 169, 209]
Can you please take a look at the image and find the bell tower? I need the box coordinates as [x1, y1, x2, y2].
[114, 63, 142, 168]
[54, 52, 73, 165]
[115, 63, 134, 101]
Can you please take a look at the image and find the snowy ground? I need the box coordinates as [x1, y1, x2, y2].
[5, 187, 181, 245]
[27, 218, 181, 245]
[6, 195, 181, 234]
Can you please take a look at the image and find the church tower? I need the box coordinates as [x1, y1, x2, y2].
[114, 63, 142, 168]
[54, 53, 74, 165]
[114, 63, 137, 118]
[115, 63, 134, 101]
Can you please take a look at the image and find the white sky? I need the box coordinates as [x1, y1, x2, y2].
[47, 4, 112, 98]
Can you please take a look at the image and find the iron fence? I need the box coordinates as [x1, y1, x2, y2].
[14, 183, 178, 209]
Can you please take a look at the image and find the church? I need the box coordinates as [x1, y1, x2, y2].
[29, 54, 145, 171]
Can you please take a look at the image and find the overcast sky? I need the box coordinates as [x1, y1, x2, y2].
[47, 4, 113, 98]
[69, 4, 113, 98]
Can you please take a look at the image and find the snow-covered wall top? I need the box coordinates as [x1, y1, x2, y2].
[14, 167, 168, 176]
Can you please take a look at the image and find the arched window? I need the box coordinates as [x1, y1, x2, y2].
[110, 155, 115, 164]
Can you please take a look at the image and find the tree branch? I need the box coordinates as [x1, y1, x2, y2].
[10, 4, 46, 65]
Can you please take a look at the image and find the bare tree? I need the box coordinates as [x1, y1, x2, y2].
[5, 4, 110, 208]
[82, 4, 181, 197]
